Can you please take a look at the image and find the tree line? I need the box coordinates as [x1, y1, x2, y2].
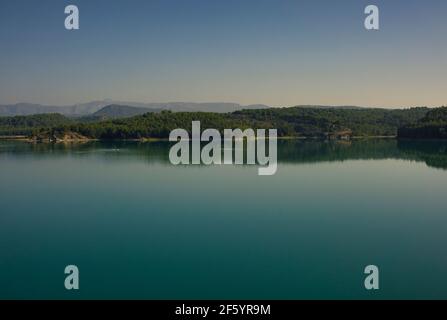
[0, 106, 441, 139]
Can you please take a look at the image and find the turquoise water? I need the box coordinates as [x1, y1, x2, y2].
[1, 139, 447, 299]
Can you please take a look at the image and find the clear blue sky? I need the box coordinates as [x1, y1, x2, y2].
[0, 0, 446, 107]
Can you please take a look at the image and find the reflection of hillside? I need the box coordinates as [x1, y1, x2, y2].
[0, 141, 171, 164]
[397, 140, 447, 170]
[1, 139, 447, 170]
[278, 139, 447, 170]
[277, 139, 403, 163]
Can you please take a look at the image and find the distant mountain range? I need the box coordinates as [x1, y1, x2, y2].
[0, 100, 372, 118]
[0, 101, 111, 117]
[291, 105, 365, 110]
[91, 105, 163, 119]
[0, 100, 271, 117]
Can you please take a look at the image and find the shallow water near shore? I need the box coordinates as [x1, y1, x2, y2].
[1, 139, 447, 299]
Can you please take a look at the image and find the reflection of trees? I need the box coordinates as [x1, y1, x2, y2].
[277, 139, 402, 163]
[397, 140, 447, 170]
[278, 139, 447, 170]
[0, 141, 171, 164]
[1, 139, 447, 170]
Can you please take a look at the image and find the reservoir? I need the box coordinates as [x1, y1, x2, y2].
[1, 139, 447, 299]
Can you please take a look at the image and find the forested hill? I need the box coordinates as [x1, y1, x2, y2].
[398, 107, 447, 139]
[0, 106, 439, 140]
[66, 107, 429, 139]
[0, 113, 72, 136]
[233, 107, 429, 137]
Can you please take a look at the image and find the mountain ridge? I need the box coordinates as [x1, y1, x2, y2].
[91, 104, 163, 119]
[0, 100, 272, 117]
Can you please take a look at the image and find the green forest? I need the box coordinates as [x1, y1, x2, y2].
[1, 106, 446, 140]
[0, 113, 72, 136]
[398, 107, 447, 139]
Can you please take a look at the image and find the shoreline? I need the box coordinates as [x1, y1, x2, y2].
[0, 135, 29, 140]
[0, 135, 398, 143]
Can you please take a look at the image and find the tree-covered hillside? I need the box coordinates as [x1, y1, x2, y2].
[0, 106, 438, 140]
[234, 107, 429, 137]
[398, 107, 447, 139]
[0, 113, 72, 136]
[48, 107, 430, 139]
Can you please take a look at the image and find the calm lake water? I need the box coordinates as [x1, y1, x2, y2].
[1, 139, 447, 299]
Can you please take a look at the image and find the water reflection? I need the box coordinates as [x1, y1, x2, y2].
[1, 139, 447, 170]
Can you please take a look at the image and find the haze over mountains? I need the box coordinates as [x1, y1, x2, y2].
[0, 100, 375, 119]
[91, 105, 164, 119]
[0, 100, 271, 117]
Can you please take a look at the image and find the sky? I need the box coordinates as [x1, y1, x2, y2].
[0, 0, 446, 108]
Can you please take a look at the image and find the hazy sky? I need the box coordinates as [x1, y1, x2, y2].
[0, 0, 446, 107]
